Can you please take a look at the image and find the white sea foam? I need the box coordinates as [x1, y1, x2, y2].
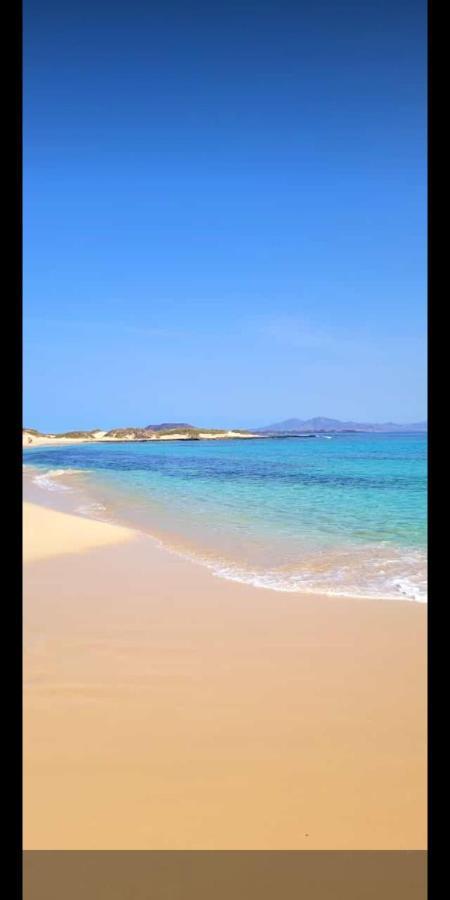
[390, 577, 426, 602]
[31, 469, 79, 493]
[75, 501, 107, 517]
[205, 561, 427, 602]
[143, 538, 427, 603]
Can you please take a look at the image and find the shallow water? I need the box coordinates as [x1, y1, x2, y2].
[24, 432, 427, 601]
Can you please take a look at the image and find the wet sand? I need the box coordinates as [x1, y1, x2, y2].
[23, 501, 427, 849]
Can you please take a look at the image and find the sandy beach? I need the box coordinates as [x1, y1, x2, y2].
[23, 497, 427, 850]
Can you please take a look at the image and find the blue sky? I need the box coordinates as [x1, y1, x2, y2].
[24, 0, 426, 431]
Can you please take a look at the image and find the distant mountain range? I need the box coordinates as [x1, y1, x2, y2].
[257, 417, 427, 434]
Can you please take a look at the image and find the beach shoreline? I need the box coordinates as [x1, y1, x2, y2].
[24, 484, 427, 849]
[23, 455, 427, 604]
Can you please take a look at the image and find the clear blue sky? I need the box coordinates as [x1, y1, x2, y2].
[24, 0, 427, 431]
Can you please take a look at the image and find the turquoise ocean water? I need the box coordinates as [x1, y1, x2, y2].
[23, 433, 427, 602]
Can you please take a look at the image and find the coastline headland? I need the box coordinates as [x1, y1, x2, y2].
[22, 425, 261, 447]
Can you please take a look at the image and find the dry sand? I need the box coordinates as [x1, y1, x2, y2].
[24, 502, 135, 561]
[23, 501, 427, 849]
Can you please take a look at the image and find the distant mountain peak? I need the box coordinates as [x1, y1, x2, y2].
[257, 417, 427, 434]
